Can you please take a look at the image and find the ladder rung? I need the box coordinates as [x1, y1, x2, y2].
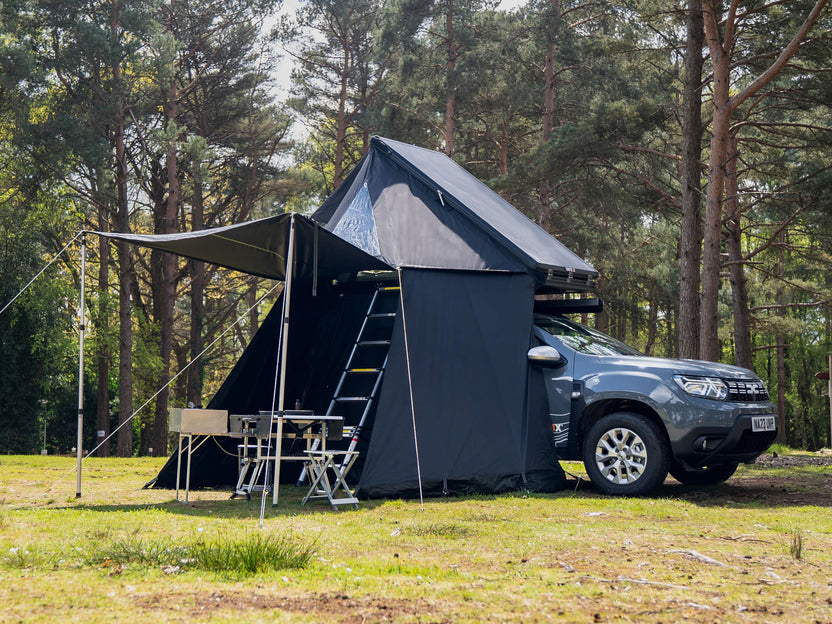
[378, 286, 400, 291]
[347, 368, 381, 373]
[368, 313, 397, 318]
[334, 397, 371, 402]
[357, 340, 391, 346]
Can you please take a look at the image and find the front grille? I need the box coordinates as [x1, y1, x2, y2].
[724, 379, 769, 401]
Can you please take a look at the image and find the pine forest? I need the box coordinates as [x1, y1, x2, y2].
[1, 0, 831, 455]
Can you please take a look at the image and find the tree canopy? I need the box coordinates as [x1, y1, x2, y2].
[1, 0, 830, 453]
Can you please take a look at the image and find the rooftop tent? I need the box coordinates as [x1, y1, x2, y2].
[313, 136, 597, 292]
[308, 136, 595, 497]
[101, 137, 597, 499]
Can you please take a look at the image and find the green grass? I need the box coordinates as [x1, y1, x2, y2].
[1, 453, 831, 623]
[766, 442, 797, 455]
[786, 527, 805, 560]
[80, 532, 315, 575]
[190, 532, 316, 574]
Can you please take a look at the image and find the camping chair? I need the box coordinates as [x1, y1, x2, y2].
[301, 448, 359, 510]
[300, 415, 358, 509]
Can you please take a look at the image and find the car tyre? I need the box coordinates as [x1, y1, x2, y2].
[582, 412, 669, 496]
[669, 461, 738, 486]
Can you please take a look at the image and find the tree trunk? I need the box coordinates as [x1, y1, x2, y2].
[334, 32, 351, 187]
[247, 279, 259, 342]
[644, 299, 658, 356]
[775, 232, 788, 444]
[699, 0, 732, 360]
[725, 132, 752, 369]
[499, 121, 509, 175]
[443, 2, 458, 156]
[537, 0, 560, 232]
[678, 0, 704, 360]
[186, 273, 204, 402]
[95, 206, 110, 456]
[187, 171, 205, 407]
[116, 236, 133, 457]
[700, 0, 828, 361]
[776, 332, 787, 444]
[150, 75, 179, 457]
[112, 4, 133, 457]
[698, 8, 730, 361]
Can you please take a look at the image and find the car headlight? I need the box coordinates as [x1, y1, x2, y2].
[673, 375, 728, 400]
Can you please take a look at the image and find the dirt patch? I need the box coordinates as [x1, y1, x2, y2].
[752, 451, 832, 468]
[612, 452, 832, 508]
[135, 590, 452, 623]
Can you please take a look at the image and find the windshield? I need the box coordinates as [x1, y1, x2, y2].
[534, 314, 643, 356]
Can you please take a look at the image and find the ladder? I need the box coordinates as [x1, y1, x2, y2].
[297, 284, 399, 485]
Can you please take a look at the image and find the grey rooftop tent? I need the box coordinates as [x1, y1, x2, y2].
[314, 136, 595, 290]
[105, 136, 597, 498]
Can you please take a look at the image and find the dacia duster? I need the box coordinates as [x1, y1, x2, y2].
[529, 303, 779, 495]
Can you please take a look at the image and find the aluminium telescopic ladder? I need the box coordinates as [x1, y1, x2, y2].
[297, 284, 399, 485]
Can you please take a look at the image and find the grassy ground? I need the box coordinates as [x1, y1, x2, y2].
[1, 453, 831, 623]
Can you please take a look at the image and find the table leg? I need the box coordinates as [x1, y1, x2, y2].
[176, 434, 183, 502]
[185, 434, 193, 502]
[272, 416, 284, 506]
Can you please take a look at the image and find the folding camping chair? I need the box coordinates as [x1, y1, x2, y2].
[301, 448, 359, 510]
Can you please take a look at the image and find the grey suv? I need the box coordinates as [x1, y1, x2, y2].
[529, 311, 778, 495]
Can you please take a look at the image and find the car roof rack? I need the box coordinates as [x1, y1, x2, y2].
[533, 297, 603, 315]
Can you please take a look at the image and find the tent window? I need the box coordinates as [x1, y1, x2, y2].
[333, 183, 380, 256]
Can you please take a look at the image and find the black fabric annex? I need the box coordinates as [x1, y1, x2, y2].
[357, 269, 565, 498]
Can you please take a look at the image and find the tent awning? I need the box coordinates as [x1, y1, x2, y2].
[95, 213, 391, 280]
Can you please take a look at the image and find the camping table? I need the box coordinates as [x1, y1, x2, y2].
[168, 408, 229, 503]
[227, 412, 349, 506]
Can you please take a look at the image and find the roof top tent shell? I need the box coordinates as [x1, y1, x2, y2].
[312, 136, 597, 292]
[308, 136, 597, 499]
[97, 137, 596, 500]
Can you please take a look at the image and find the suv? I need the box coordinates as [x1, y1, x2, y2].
[529, 309, 778, 495]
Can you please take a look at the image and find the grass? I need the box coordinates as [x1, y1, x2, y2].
[787, 528, 804, 561]
[78, 532, 316, 576]
[0, 453, 831, 623]
[190, 532, 316, 574]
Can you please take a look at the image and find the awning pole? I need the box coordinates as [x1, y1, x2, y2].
[397, 268, 424, 510]
[75, 231, 87, 498]
[260, 214, 296, 524]
[274, 214, 296, 503]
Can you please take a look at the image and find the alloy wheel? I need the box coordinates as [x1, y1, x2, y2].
[594, 426, 648, 484]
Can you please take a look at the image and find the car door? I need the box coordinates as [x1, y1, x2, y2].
[532, 327, 575, 454]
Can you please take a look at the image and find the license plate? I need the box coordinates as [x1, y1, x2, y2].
[751, 416, 776, 432]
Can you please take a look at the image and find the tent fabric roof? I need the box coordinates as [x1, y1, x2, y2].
[94, 137, 596, 292]
[313, 136, 597, 291]
[94, 213, 390, 280]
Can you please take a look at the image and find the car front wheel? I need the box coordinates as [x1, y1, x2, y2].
[582, 412, 669, 496]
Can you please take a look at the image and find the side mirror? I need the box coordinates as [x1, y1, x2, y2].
[527, 345, 567, 367]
